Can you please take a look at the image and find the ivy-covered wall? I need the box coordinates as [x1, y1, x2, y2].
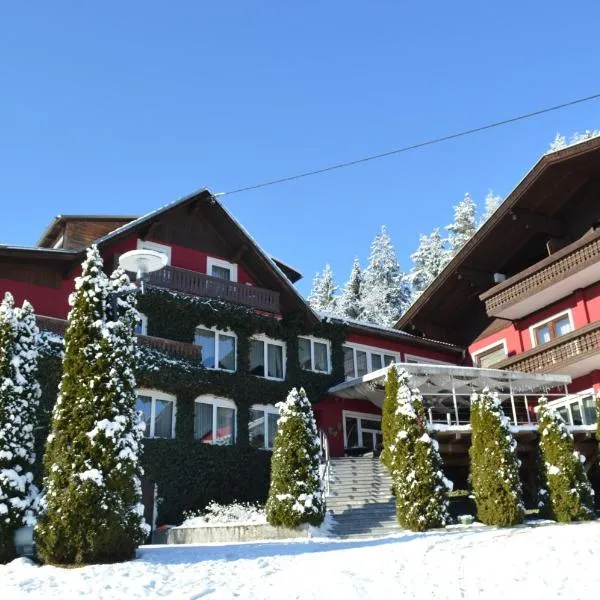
[35, 289, 348, 524]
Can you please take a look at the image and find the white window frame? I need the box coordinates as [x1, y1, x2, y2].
[470, 339, 508, 368]
[343, 342, 400, 379]
[298, 335, 331, 374]
[194, 325, 237, 372]
[545, 389, 596, 426]
[136, 389, 177, 439]
[529, 309, 574, 348]
[136, 312, 148, 336]
[194, 395, 237, 445]
[249, 403, 280, 450]
[249, 334, 286, 381]
[207, 257, 238, 282]
[137, 239, 172, 265]
[342, 410, 382, 449]
[403, 353, 454, 366]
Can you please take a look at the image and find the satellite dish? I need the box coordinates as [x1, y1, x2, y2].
[118, 249, 168, 288]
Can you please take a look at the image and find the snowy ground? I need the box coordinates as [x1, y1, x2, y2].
[2, 521, 600, 599]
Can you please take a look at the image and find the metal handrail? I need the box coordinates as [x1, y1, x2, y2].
[319, 429, 331, 498]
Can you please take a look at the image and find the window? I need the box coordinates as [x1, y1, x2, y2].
[135, 313, 148, 336]
[298, 336, 331, 373]
[249, 404, 279, 449]
[137, 239, 172, 264]
[530, 311, 573, 347]
[249, 335, 286, 380]
[207, 257, 238, 282]
[471, 341, 507, 369]
[194, 396, 236, 445]
[545, 390, 597, 426]
[194, 326, 236, 371]
[136, 390, 176, 439]
[343, 344, 399, 379]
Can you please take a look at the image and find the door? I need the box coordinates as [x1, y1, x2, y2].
[343, 411, 382, 451]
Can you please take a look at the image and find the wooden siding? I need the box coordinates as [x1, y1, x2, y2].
[63, 220, 133, 249]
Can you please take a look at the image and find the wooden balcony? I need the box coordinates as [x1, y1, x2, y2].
[147, 264, 280, 313]
[480, 228, 600, 320]
[36, 315, 200, 361]
[493, 321, 600, 376]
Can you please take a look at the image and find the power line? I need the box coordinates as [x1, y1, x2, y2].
[224, 92, 600, 196]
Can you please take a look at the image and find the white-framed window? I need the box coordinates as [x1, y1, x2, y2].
[342, 343, 400, 379]
[529, 310, 574, 347]
[544, 390, 596, 426]
[137, 239, 172, 265]
[194, 396, 237, 445]
[249, 334, 286, 380]
[135, 313, 148, 336]
[343, 410, 382, 450]
[207, 257, 238, 282]
[298, 336, 331, 373]
[249, 404, 279, 449]
[194, 325, 236, 372]
[470, 340, 508, 369]
[136, 389, 176, 439]
[404, 354, 454, 366]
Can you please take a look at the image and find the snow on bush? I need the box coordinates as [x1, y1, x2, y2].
[469, 389, 524, 527]
[180, 501, 266, 528]
[0, 294, 41, 563]
[266, 387, 325, 529]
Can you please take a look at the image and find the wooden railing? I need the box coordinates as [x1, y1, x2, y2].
[147, 265, 280, 313]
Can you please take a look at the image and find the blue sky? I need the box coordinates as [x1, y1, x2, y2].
[1, 2, 599, 296]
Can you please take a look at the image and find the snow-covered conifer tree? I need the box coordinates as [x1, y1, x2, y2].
[409, 228, 449, 297]
[338, 258, 363, 320]
[266, 388, 324, 528]
[548, 130, 600, 153]
[381, 364, 399, 470]
[307, 264, 338, 314]
[537, 399, 594, 522]
[361, 226, 411, 326]
[390, 369, 450, 531]
[446, 193, 477, 256]
[480, 191, 502, 224]
[469, 389, 524, 526]
[36, 247, 148, 565]
[0, 294, 41, 563]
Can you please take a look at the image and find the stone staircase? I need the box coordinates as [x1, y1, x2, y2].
[326, 456, 400, 538]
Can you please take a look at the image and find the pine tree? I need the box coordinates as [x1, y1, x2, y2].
[307, 264, 338, 314]
[381, 364, 399, 470]
[36, 247, 149, 565]
[0, 294, 41, 563]
[361, 226, 412, 326]
[409, 228, 449, 297]
[446, 193, 477, 256]
[469, 389, 524, 526]
[266, 388, 325, 528]
[548, 130, 600, 153]
[390, 369, 450, 531]
[338, 258, 363, 320]
[481, 191, 502, 224]
[537, 399, 594, 522]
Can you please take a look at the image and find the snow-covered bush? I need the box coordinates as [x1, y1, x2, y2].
[537, 399, 594, 522]
[390, 369, 450, 531]
[469, 389, 524, 527]
[36, 248, 149, 565]
[0, 294, 41, 563]
[181, 501, 265, 527]
[265, 388, 325, 528]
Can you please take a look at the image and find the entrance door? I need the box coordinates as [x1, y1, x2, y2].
[343, 411, 382, 452]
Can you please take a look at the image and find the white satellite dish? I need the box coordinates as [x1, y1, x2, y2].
[119, 249, 168, 290]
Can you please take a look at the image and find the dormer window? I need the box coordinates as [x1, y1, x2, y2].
[207, 257, 238, 282]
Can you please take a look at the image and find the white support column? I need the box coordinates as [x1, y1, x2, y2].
[509, 382, 518, 426]
[428, 408, 433, 424]
[524, 395, 531, 425]
[452, 377, 460, 425]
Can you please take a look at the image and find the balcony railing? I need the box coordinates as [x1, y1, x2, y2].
[147, 265, 280, 313]
[493, 321, 600, 374]
[480, 228, 600, 319]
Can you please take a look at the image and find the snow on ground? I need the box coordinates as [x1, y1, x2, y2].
[2, 522, 600, 599]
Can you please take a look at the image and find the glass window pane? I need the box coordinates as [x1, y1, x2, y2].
[555, 317, 572, 337]
[249, 408, 265, 448]
[298, 337, 311, 370]
[195, 328, 216, 368]
[249, 340, 265, 376]
[535, 325, 551, 345]
[361, 418, 381, 431]
[557, 406, 570, 424]
[570, 402, 583, 426]
[343, 346, 355, 378]
[211, 265, 231, 281]
[195, 402, 214, 442]
[267, 343, 283, 379]
[384, 355, 395, 366]
[371, 354, 382, 372]
[313, 342, 328, 372]
[356, 351, 368, 377]
[216, 406, 235, 445]
[582, 396, 596, 424]
[345, 416, 359, 448]
[267, 413, 278, 449]
[154, 399, 173, 439]
[136, 395, 152, 438]
[218, 334, 236, 371]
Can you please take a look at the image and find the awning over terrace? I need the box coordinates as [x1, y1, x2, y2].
[328, 363, 572, 427]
